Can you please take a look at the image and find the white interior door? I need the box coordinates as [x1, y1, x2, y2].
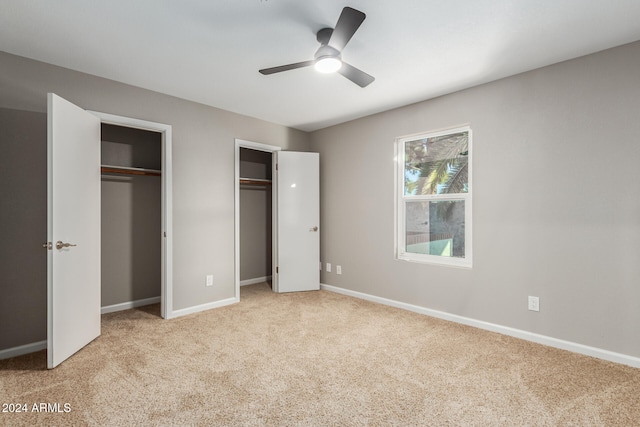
[275, 151, 320, 292]
[47, 93, 101, 368]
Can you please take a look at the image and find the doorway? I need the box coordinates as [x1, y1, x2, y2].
[100, 123, 162, 315]
[234, 139, 320, 299]
[47, 94, 174, 368]
[238, 147, 273, 289]
[90, 111, 174, 319]
[234, 139, 280, 299]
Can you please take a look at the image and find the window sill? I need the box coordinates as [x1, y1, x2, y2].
[396, 254, 472, 269]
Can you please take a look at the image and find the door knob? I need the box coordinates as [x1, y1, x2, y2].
[309, 226, 318, 232]
[56, 241, 77, 250]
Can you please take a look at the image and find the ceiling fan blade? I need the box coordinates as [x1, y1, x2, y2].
[338, 62, 375, 88]
[259, 60, 314, 75]
[328, 7, 366, 52]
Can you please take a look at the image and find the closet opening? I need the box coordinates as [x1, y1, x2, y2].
[239, 147, 273, 290]
[235, 138, 320, 297]
[234, 139, 282, 299]
[100, 123, 162, 316]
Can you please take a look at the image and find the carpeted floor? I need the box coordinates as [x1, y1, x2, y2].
[1, 283, 639, 426]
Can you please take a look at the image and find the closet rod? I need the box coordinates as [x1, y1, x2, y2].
[101, 165, 162, 177]
[239, 178, 272, 186]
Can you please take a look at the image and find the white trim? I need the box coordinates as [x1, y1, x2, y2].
[170, 297, 238, 318]
[235, 139, 283, 153]
[235, 139, 282, 300]
[101, 296, 161, 314]
[320, 284, 640, 369]
[90, 111, 169, 132]
[240, 276, 273, 286]
[89, 111, 174, 320]
[0, 341, 47, 360]
[3, 295, 234, 359]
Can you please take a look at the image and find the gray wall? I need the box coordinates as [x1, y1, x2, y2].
[101, 175, 161, 306]
[239, 149, 272, 281]
[0, 108, 47, 350]
[309, 41, 640, 358]
[0, 51, 309, 352]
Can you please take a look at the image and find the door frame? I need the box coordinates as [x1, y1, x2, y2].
[234, 139, 281, 299]
[90, 111, 174, 319]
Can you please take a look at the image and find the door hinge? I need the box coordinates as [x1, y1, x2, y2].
[275, 163, 278, 171]
[276, 266, 279, 274]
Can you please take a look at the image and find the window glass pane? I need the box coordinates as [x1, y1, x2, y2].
[404, 131, 469, 196]
[405, 200, 466, 258]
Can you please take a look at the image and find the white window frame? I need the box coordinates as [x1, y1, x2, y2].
[395, 125, 472, 268]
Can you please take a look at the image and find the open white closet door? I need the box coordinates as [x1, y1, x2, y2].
[46, 93, 101, 368]
[274, 151, 320, 292]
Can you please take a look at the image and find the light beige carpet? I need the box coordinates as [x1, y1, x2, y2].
[1, 283, 639, 426]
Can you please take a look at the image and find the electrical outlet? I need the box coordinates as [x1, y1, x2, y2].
[336, 265, 342, 275]
[326, 263, 331, 273]
[528, 296, 539, 312]
[206, 275, 214, 287]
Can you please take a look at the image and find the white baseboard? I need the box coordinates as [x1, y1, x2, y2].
[101, 296, 161, 314]
[169, 297, 238, 319]
[320, 283, 640, 369]
[0, 340, 46, 360]
[240, 276, 272, 287]
[1, 296, 238, 358]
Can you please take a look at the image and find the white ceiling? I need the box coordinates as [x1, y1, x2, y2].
[1, 1, 640, 132]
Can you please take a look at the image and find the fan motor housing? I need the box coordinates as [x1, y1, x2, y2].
[316, 27, 333, 45]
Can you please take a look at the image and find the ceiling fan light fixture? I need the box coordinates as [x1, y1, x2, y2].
[314, 56, 342, 73]
[259, 7, 374, 86]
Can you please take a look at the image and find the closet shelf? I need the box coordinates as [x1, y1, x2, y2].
[101, 165, 162, 177]
[240, 177, 272, 186]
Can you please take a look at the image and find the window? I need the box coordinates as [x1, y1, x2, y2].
[396, 126, 472, 267]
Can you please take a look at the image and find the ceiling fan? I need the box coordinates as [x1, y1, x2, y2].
[259, 7, 375, 88]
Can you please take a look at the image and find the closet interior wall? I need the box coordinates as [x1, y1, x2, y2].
[239, 148, 272, 285]
[101, 124, 161, 308]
